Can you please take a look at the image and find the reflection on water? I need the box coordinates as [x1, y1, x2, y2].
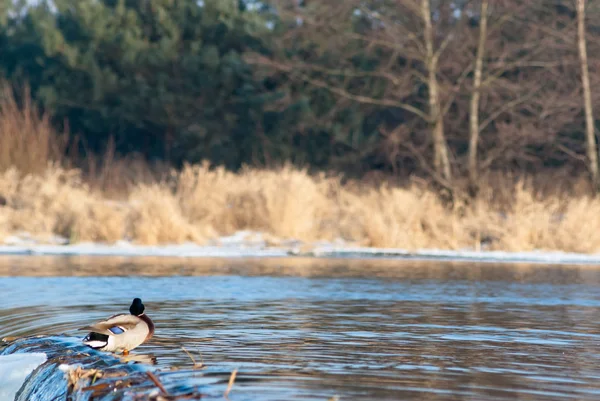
[1, 257, 600, 400]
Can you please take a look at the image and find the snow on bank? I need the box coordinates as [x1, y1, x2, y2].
[0, 353, 47, 401]
[305, 246, 600, 265]
[1, 230, 600, 265]
[0, 242, 290, 258]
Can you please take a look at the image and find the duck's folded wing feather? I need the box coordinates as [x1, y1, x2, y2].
[80, 314, 142, 335]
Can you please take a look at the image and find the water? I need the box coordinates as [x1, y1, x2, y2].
[2, 256, 600, 400]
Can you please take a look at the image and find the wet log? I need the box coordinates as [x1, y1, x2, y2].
[1, 336, 226, 400]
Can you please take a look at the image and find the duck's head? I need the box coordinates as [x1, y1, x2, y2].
[129, 298, 145, 316]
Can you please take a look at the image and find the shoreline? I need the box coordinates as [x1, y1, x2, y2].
[1, 232, 600, 266]
[2, 164, 599, 257]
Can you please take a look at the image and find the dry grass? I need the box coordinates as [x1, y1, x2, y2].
[174, 163, 333, 241]
[490, 182, 600, 253]
[1, 161, 600, 253]
[83, 138, 166, 199]
[1, 84, 600, 253]
[0, 84, 68, 175]
[0, 165, 125, 243]
[334, 185, 471, 250]
[128, 183, 212, 245]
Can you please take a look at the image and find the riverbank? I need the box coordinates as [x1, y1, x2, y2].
[2, 229, 600, 266]
[2, 85, 599, 256]
[0, 163, 599, 257]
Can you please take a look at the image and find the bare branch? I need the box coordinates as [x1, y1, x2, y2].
[478, 87, 543, 134]
[247, 54, 431, 121]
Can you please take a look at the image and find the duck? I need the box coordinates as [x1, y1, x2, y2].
[81, 298, 154, 355]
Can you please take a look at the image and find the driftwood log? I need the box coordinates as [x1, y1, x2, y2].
[1, 336, 234, 400]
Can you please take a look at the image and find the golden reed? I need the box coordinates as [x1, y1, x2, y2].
[0, 85, 597, 252]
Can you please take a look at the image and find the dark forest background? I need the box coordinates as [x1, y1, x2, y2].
[2, 0, 600, 193]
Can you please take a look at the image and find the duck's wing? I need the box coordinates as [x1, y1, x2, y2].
[80, 314, 143, 336]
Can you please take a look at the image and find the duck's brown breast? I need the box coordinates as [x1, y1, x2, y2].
[139, 314, 155, 341]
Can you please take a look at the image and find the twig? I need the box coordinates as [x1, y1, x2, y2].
[556, 143, 587, 164]
[246, 54, 431, 121]
[224, 369, 238, 398]
[146, 371, 168, 395]
[81, 382, 111, 394]
[181, 346, 205, 369]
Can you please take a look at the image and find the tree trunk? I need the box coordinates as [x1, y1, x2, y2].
[576, 0, 599, 191]
[468, 0, 489, 195]
[422, 0, 452, 183]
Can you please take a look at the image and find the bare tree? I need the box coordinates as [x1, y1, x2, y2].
[458, 1, 578, 180]
[468, 0, 489, 192]
[576, 0, 599, 190]
[249, 0, 470, 187]
[250, 0, 595, 187]
[422, 0, 452, 182]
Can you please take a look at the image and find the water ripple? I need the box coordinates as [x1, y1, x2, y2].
[1, 260, 600, 400]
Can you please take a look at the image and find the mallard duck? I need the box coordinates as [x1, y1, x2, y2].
[81, 298, 154, 355]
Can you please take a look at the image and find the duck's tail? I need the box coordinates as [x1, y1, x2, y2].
[83, 332, 109, 349]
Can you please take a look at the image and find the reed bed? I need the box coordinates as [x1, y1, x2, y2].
[0, 85, 598, 253]
[0, 85, 68, 175]
[0, 161, 598, 253]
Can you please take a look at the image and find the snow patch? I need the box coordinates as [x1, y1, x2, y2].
[58, 364, 72, 372]
[0, 353, 47, 401]
[306, 245, 600, 265]
[0, 240, 288, 258]
[2, 230, 600, 265]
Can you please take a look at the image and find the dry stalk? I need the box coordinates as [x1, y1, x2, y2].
[67, 367, 103, 390]
[181, 346, 206, 369]
[224, 368, 238, 398]
[146, 371, 169, 395]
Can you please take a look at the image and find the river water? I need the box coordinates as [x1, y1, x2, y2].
[1, 256, 600, 400]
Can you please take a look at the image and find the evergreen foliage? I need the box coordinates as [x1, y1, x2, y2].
[0, 0, 597, 179]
